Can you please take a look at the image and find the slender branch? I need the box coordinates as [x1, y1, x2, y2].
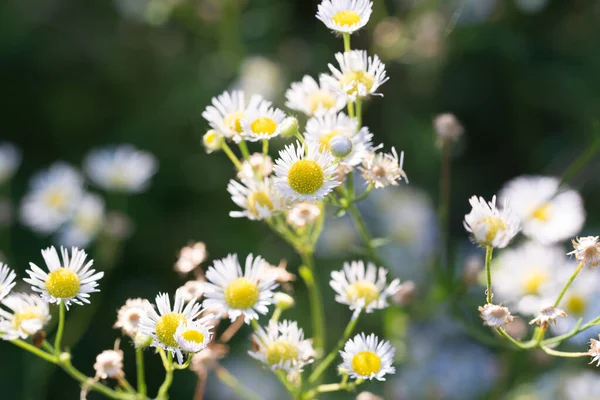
[238, 141, 251, 160]
[541, 345, 589, 358]
[299, 252, 326, 353]
[135, 348, 147, 396]
[54, 303, 66, 355]
[346, 202, 384, 266]
[262, 139, 269, 155]
[156, 352, 174, 399]
[484, 246, 493, 303]
[221, 142, 243, 170]
[214, 365, 262, 400]
[11, 339, 56, 363]
[554, 262, 584, 307]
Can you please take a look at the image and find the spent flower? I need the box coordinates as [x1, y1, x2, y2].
[360, 148, 407, 189]
[478, 304, 513, 328]
[568, 236, 600, 269]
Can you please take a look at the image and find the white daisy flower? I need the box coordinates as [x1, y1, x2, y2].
[477, 303, 513, 328]
[202, 90, 248, 139]
[58, 193, 105, 247]
[305, 112, 374, 167]
[240, 98, 286, 143]
[274, 141, 340, 202]
[529, 305, 567, 328]
[139, 289, 202, 364]
[492, 241, 567, 316]
[174, 242, 207, 274]
[0, 293, 51, 340]
[0, 142, 22, 185]
[322, 50, 389, 101]
[202, 254, 278, 324]
[227, 178, 284, 221]
[202, 129, 224, 153]
[249, 320, 315, 372]
[463, 195, 520, 249]
[0, 264, 17, 302]
[84, 145, 158, 193]
[20, 162, 84, 234]
[178, 280, 205, 302]
[285, 75, 346, 117]
[237, 57, 284, 101]
[339, 333, 395, 381]
[24, 246, 104, 309]
[237, 153, 274, 181]
[114, 298, 151, 338]
[286, 202, 321, 228]
[568, 236, 600, 269]
[359, 148, 408, 189]
[589, 335, 600, 366]
[174, 315, 214, 354]
[316, 0, 373, 34]
[330, 260, 400, 313]
[499, 176, 585, 244]
[94, 349, 124, 379]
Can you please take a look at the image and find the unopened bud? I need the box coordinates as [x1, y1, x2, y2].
[274, 292, 295, 310]
[393, 280, 417, 306]
[59, 352, 72, 363]
[134, 332, 153, 349]
[203, 129, 224, 153]
[280, 117, 299, 138]
[330, 135, 353, 158]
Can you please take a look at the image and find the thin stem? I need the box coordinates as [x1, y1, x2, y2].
[215, 365, 262, 400]
[238, 141, 251, 160]
[262, 139, 269, 155]
[554, 262, 584, 307]
[438, 139, 451, 272]
[355, 99, 362, 127]
[251, 318, 260, 332]
[157, 352, 174, 399]
[342, 33, 351, 52]
[135, 348, 147, 396]
[54, 303, 66, 355]
[347, 202, 383, 266]
[541, 345, 589, 358]
[42, 340, 55, 354]
[560, 130, 600, 186]
[11, 339, 57, 363]
[295, 132, 305, 144]
[299, 252, 326, 353]
[484, 246, 494, 303]
[118, 377, 137, 394]
[271, 307, 282, 323]
[61, 358, 131, 400]
[221, 142, 243, 170]
[496, 329, 533, 350]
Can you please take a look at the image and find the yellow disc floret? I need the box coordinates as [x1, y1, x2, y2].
[224, 278, 260, 310]
[182, 329, 205, 344]
[522, 270, 548, 295]
[531, 202, 551, 222]
[332, 10, 361, 27]
[156, 313, 186, 348]
[13, 307, 42, 334]
[566, 294, 587, 315]
[247, 190, 274, 216]
[45, 190, 67, 209]
[46, 269, 81, 299]
[266, 340, 299, 366]
[307, 91, 336, 113]
[287, 160, 324, 195]
[251, 117, 277, 135]
[351, 351, 381, 376]
[346, 281, 380, 306]
[480, 216, 506, 244]
[224, 111, 245, 134]
[339, 71, 374, 96]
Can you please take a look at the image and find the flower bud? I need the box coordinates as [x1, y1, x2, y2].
[274, 292, 295, 310]
[280, 117, 299, 138]
[134, 332, 153, 349]
[330, 135, 353, 158]
[203, 130, 224, 153]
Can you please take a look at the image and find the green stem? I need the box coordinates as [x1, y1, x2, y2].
[221, 142, 243, 170]
[484, 246, 493, 303]
[61, 358, 131, 400]
[295, 132, 305, 144]
[135, 348, 147, 396]
[495, 329, 534, 350]
[157, 352, 174, 399]
[560, 130, 600, 186]
[11, 339, 57, 363]
[309, 312, 360, 384]
[54, 303, 66, 355]
[118, 377, 137, 394]
[238, 141, 251, 160]
[347, 202, 383, 266]
[262, 139, 269, 155]
[343, 33, 351, 52]
[540, 345, 589, 358]
[215, 365, 262, 400]
[271, 307, 282, 323]
[355, 99, 362, 127]
[299, 252, 326, 353]
[554, 262, 584, 307]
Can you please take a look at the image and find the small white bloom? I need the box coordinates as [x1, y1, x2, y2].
[433, 113, 463, 143]
[316, 0, 373, 34]
[139, 289, 202, 364]
[0, 263, 17, 302]
[203, 130, 224, 153]
[20, 163, 84, 234]
[478, 304, 513, 328]
[237, 57, 284, 101]
[0, 142, 22, 185]
[589, 335, 600, 366]
[237, 153, 274, 181]
[529, 305, 567, 328]
[360, 148, 408, 189]
[274, 141, 340, 202]
[0, 293, 51, 340]
[114, 298, 151, 337]
[174, 316, 214, 353]
[339, 333, 395, 380]
[322, 50, 389, 101]
[202, 254, 278, 324]
[330, 260, 400, 313]
[285, 75, 346, 117]
[228, 178, 284, 220]
[58, 193, 105, 247]
[286, 202, 321, 228]
[249, 320, 315, 372]
[568, 236, 600, 269]
[499, 176, 585, 244]
[84, 145, 158, 193]
[94, 349, 124, 379]
[240, 98, 286, 142]
[174, 242, 207, 274]
[179, 280, 204, 302]
[24, 246, 104, 309]
[202, 90, 248, 139]
[463, 195, 520, 248]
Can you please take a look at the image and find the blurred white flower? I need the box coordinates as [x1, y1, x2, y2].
[84, 145, 157, 193]
[202, 90, 249, 139]
[0, 264, 17, 302]
[58, 193, 105, 247]
[94, 349, 124, 379]
[433, 113, 463, 143]
[316, 0, 373, 34]
[179, 280, 204, 302]
[0, 293, 51, 340]
[114, 298, 150, 338]
[20, 162, 84, 234]
[286, 202, 321, 228]
[360, 148, 407, 189]
[463, 195, 519, 249]
[236, 57, 284, 101]
[285, 75, 346, 117]
[0, 142, 21, 185]
[228, 178, 284, 220]
[568, 236, 600, 269]
[237, 153, 274, 181]
[174, 242, 207, 274]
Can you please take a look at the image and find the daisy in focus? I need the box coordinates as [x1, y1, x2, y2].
[227, 178, 284, 221]
[58, 193, 105, 247]
[330, 260, 400, 313]
[322, 50, 389, 101]
[285, 75, 346, 117]
[249, 320, 315, 372]
[499, 175, 584, 244]
[463, 195, 520, 249]
[139, 289, 202, 363]
[316, 0, 373, 34]
[24, 246, 104, 309]
[339, 333, 395, 381]
[359, 147, 407, 189]
[0, 264, 16, 302]
[0, 142, 21, 185]
[569, 236, 600, 269]
[0, 293, 51, 340]
[174, 316, 214, 354]
[202, 254, 278, 323]
[84, 145, 158, 193]
[240, 98, 286, 142]
[274, 142, 340, 202]
[114, 298, 151, 338]
[20, 163, 84, 234]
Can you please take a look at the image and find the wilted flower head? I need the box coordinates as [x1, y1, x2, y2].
[94, 348, 124, 380]
[588, 335, 600, 366]
[463, 195, 520, 248]
[174, 242, 207, 274]
[478, 304, 513, 328]
[360, 148, 407, 189]
[114, 298, 150, 338]
[286, 202, 321, 228]
[568, 236, 600, 269]
[0, 142, 21, 185]
[529, 306, 567, 329]
[237, 153, 274, 181]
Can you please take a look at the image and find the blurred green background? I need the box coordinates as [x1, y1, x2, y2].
[2, 0, 600, 398]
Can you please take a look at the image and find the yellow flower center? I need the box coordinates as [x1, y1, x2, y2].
[13, 307, 42, 334]
[110, 168, 129, 187]
[224, 111, 244, 133]
[182, 329, 205, 344]
[247, 190, 274, 216]
[204, 131, 217, 144]
[251, 117, 277, 135]
[156, 313, 186, 348]
[266, 340, 299, 365]
[224, 278, 260, 310]
[45, 190, 67, 208]
[480, 216, 506, 244]
[287, 160, 324, 195]
[318, 131, 343, 152]
[566, 294, 587, 315]
[46, 269, 81, 298]
[351, 351, 381, 376]
[332, 10, 361, 27]
[339, 71, 374, 96]
[307, 91, 336, 113]
[346, 281, 380, 306]
[522, 270, 548, 295]
[531, 202, 551, 222]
